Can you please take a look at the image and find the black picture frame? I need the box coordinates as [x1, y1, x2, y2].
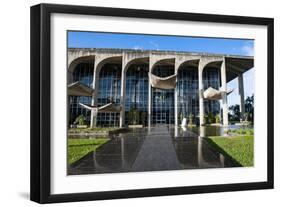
[30, 3, 274, 204]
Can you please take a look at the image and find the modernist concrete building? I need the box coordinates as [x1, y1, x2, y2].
[67, 48, 253, 128]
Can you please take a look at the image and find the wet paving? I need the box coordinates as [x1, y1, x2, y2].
[68, 125, 240, 175]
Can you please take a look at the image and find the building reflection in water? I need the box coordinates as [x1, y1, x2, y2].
[68, 126, 240, 175]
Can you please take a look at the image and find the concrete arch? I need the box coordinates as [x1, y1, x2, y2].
[176, 58, 200, 72]
[67, 55, 95, 84]
[93, 55, 122, 89]
[90, 55, 123, 128]
[68, 49, 96, 69]
[68, 55, 95, 73]
[123, 57, 149, 74]
[150, 58, 176, 76]
[95, 56, 122, 77]
[202, 60, 224, 92]
[203, 60, 222, 71]
[119, 56, 149, 127]
[175, 56, 200, 71]
[149, 57, 176, 75]
[199, 57, 223, 73]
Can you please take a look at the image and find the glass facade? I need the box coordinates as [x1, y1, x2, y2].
[152, 65, 175, 124]
[68, 60, 222, 127]
[177, 66, 199, 123]
[96, 64, 121, 127]
[69, 61, 94, 124]
[125, 65, 149, 125]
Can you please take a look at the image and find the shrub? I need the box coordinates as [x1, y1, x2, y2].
[74, 114, 86, 126]
[215, 114, 220, 124]
[205, 112, 215, 124]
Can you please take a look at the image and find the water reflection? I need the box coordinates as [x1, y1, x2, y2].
[68, 126, 240, 175]
[68, 129, 146, 175]
[171, 126, 236, 169]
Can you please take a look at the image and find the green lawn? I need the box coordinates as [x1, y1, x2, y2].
[205, 135, 254, 167]
[68, 138, 109, 165]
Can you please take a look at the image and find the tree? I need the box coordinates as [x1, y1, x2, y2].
[229, 104, 240, 122]
[245, 95, 254, 122]
[228, 94, 254, 123]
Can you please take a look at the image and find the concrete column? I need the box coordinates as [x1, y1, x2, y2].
[198, 59, 205, 126]
[119, 65, 126, 128]
[148, 79, 152, 128]
[238, 73, 245, 122]
[148, 55, 152, 127]
[174, 63, 178, 126]
[221, 58, 229, 126]
[90, 66, 98, 128]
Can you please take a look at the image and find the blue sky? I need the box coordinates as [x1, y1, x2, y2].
[68, 31, 254, 106]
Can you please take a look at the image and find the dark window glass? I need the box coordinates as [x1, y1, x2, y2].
[125, 64, 149, 125]
[96, 64, 122, 127]
[152, 65, 175, 124]
[69, 61, 94, 125]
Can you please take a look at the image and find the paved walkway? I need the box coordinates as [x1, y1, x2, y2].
[132, 126, 181, 171]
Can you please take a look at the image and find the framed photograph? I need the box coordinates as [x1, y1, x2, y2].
[30, 3, 274, 203]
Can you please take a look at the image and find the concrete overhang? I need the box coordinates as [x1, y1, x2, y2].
[225, 56, 254, 82]
[79, 102, 122, 113]
[203, 87, 234, 100]
[68, 81, 94, 96]
[68, 48, 254, 83]
[98, 103, 122, 113]
[149, 72, 177, 89]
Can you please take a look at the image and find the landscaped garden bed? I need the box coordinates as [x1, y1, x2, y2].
[68, 127, 128, 136]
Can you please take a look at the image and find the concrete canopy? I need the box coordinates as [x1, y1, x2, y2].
[98, 103, 122, 113]
[203, 87, 234, 100]
[225, 57, 254, 82]
[149, 72, 177, 89]
[79, 102, 122, 113]
[68, 81, 94, 96]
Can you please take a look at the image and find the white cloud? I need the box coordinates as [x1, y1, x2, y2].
[241, 43, 254, 56]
